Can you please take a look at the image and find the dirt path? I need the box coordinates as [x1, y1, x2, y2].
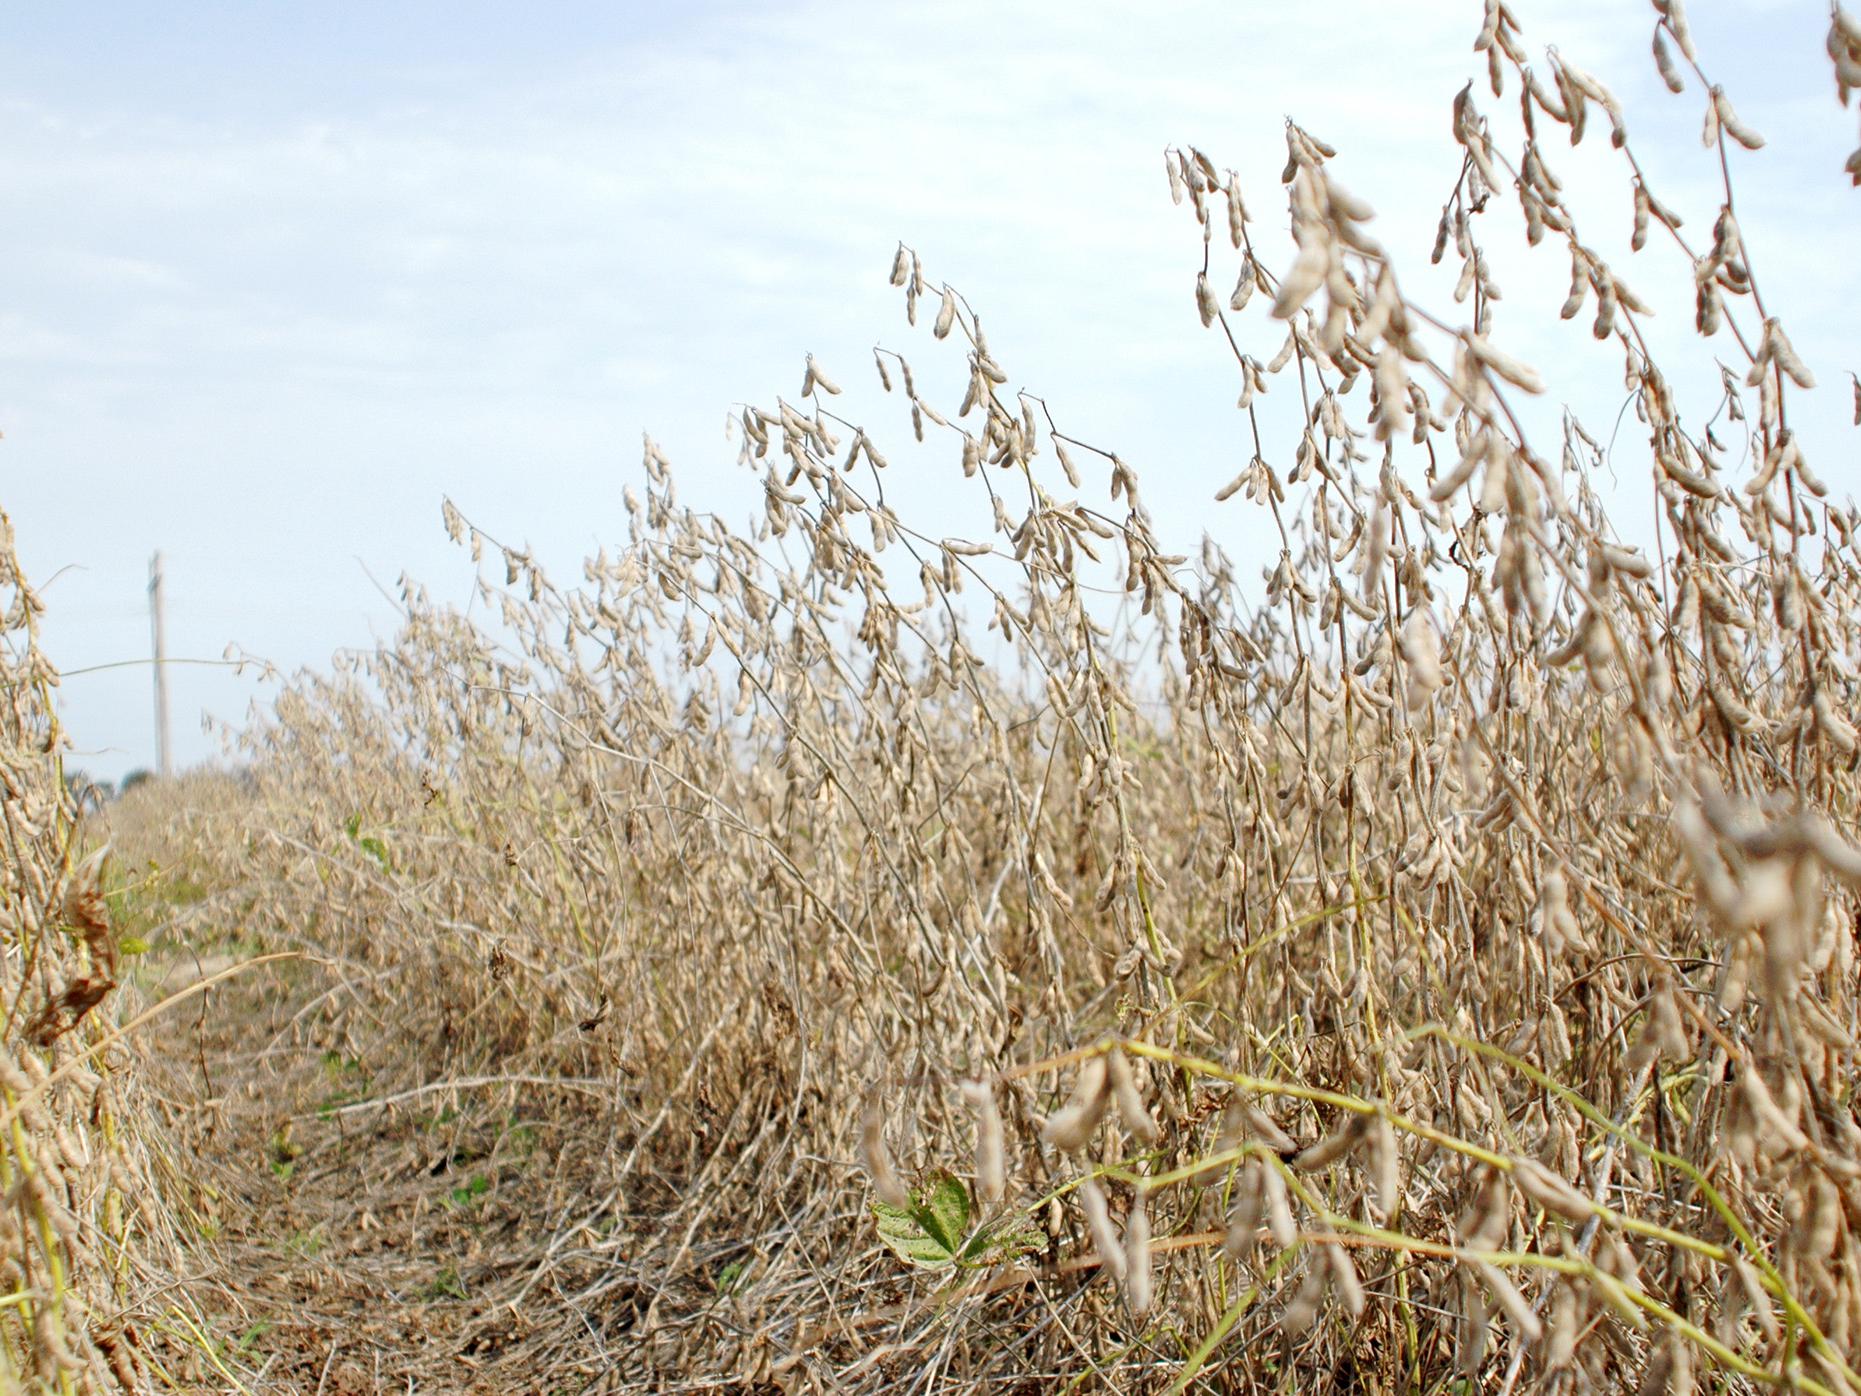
[143, 952, 653, 1395]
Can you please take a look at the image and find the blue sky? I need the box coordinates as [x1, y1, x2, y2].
[4, 0, 1851, 783]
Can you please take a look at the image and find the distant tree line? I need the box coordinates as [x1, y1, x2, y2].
[65, 768, 155, 812]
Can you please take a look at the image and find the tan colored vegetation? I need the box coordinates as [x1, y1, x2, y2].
[1, 513, 226, 1392]
[15, 1, 1861, 1391]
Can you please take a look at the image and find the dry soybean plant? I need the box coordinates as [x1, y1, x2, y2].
[0, 511, 223, 1393]
[66, 2, 1861, 1392]
[838, 4, 1861, 1388]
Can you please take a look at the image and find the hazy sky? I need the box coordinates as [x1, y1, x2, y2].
[4, 1, 1851, 784]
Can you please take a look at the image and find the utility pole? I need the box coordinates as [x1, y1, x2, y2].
[148, 552, 171, 778]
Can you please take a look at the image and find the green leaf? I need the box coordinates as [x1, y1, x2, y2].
[916, 1171, 972, 1253]
[424, 1265, 466, 1300]
[448, 1174, 491, 1207]
[118, 936, 151, 956]
[871, 1200, 957, 1268]
[871, 1172, 973, 1269]
[343, 813, 361, 841]
[959, 1214, 1045, 1266]
[358, 836, 391, 872]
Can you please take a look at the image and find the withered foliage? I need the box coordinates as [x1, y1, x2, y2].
[1, 522, 205, 1392]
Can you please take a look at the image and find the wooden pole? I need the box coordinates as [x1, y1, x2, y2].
[149, 551, 171, 778]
